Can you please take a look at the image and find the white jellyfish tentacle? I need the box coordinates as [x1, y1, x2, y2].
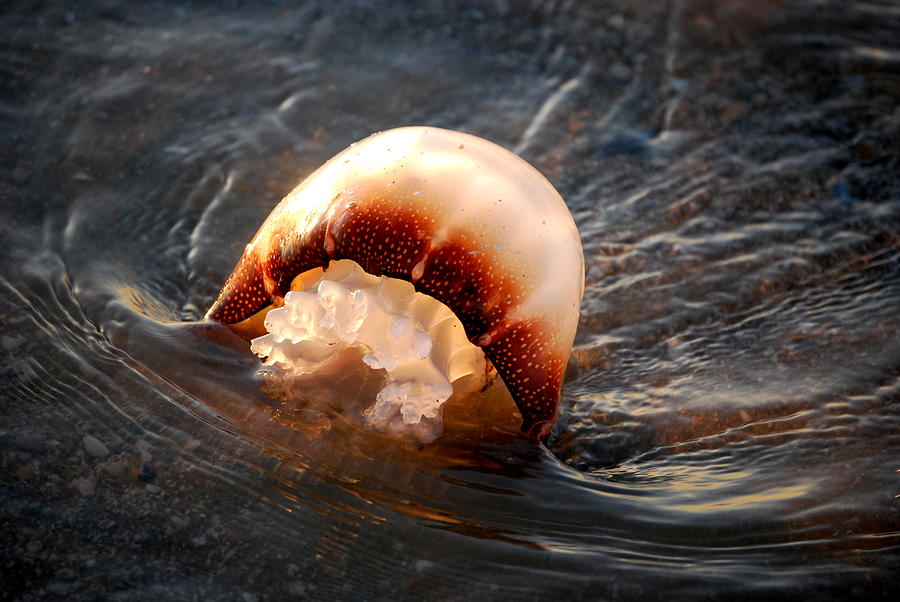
[252, 260, 484, 443]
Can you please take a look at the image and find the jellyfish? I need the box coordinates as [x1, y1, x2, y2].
[206, 127, 584, 442]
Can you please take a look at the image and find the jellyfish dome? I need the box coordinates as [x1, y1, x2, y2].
[206, 127, 584, 442]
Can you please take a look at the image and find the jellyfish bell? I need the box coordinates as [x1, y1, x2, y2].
[206, 126, 584, 442]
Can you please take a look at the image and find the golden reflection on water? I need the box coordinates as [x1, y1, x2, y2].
[664, 481, 811, 513]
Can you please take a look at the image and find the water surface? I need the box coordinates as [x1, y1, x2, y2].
[2, 1, 899, 600]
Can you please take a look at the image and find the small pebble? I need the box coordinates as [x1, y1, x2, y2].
[46, 583, 71, 595]
[57, 569, 75, 580]
[16, 463, 37, 480]
[14, 433, 46, 452]
[3, 482, 24, 499]
[98, 459, 128, 479]
[192, 534, 207, 546]
[26, 540, 42, 553]
[0, 335, 19, 351]
[241, 593, 259, 602]
[288, 582, 307, 596]
[71, 478, 96, 496]
[145, 484, 160, 494]
[138, 464, 156, 482]
[82, 435, 109, 459]
[608, 14, 625, 29]
[135, 439, 152, 462]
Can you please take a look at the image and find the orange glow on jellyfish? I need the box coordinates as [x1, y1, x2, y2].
[206, 127, 584, 442]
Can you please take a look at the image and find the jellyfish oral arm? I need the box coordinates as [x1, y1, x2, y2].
[205, 127, 584, 440]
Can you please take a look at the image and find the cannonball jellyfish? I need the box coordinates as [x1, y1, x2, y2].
[206, 126, 584, 441]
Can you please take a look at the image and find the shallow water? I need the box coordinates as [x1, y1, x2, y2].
[2, 1, 899, 600]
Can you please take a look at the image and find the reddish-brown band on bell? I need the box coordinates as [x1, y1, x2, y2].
[205, 127, 584, 441]
[206, 203, 563, 438]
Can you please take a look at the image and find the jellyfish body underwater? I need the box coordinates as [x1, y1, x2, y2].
[206, 127, 584, 442]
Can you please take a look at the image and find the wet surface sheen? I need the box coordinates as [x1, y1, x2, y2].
[1, 1, 899, 600]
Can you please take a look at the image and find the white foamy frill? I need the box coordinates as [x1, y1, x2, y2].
[250, 260, 486, 443]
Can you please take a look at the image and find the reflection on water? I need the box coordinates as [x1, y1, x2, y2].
[2, 0, 899, 599]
